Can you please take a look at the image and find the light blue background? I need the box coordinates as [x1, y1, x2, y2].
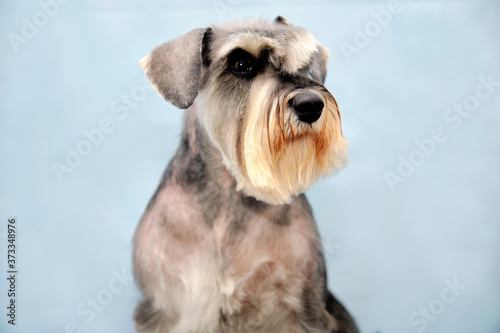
[1, 0, 499, 332]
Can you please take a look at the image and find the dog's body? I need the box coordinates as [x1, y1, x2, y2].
[133, 17, 358, 333]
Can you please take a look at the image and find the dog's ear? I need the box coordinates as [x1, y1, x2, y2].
[309, 44, 330, 84]
[140, 28, 211, 109]
[274, 16, 291, 25]
[273, 17, 329, 84]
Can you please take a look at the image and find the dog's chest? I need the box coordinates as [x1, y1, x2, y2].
[137, 186, 316, 331]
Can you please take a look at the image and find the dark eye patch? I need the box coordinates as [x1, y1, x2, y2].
[226, 47, 273, 79]
[227, 48, 257, 77]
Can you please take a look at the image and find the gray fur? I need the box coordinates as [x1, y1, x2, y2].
[143, 28, 209, 109]
[134, 17, 358, 333]
[134, 109, 358, 333]
[309, 44, 330, 84]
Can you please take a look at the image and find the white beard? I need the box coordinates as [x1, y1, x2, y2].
[198, 75, 348, 205]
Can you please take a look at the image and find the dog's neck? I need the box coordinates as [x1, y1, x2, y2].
[156, 104, 302, 227]
[183, 104, 237, 191]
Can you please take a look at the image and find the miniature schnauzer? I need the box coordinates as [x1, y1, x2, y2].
[133, 16, 358, 333]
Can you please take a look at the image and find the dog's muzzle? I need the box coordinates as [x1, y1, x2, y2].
[288, 93, 324, 124]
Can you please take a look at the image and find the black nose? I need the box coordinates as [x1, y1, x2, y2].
[290, 93, 324, 124]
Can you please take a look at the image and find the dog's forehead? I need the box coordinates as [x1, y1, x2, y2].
[213, 21, 319, 73]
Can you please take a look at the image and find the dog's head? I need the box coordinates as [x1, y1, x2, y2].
[140, 17, 348, 204]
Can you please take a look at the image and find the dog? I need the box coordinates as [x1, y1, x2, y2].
[133, 16, 358, 333]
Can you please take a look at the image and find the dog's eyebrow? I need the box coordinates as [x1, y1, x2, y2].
[227, 47, 256, 58]
[217, 32, 275, 59]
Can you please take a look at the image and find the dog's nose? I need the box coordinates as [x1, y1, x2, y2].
[290, 93, 324, 124]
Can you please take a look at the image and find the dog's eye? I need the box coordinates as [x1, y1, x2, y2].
[232, 59, 254, 75]
[228, 49, 257, 76]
